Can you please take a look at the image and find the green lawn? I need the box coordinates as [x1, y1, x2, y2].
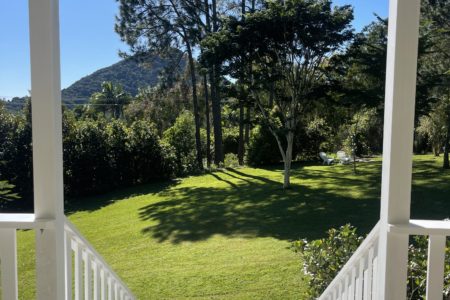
[15, 155, 450, 299]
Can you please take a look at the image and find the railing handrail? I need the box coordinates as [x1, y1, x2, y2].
[319, 219, 450, 299]
[319, 221, 380, 299]
[0, 213, 51, 229]
[0, 214, 135, 299]
[64, 216, 136, 299]
[389, 219, 450, 236]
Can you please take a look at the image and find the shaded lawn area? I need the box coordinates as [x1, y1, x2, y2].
[15, 155, 450, 299]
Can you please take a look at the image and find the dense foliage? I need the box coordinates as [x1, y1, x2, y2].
[292, 225, 450, 299]
[0, 103, 179, 209]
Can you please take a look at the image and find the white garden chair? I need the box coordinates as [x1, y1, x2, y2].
[336, 150, 351, 165]
[319, 152, 334, 165]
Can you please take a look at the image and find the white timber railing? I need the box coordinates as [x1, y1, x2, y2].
[318, 220, 450, 300]
[318, 222, 381, 300]
[0, 213, 136, 300]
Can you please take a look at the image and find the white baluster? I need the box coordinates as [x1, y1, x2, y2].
[426, 235, 446, 300]
[65, 231, 73, 300]
[343, 274, 349, 300]
[85, 252, 92, 300]
[114, 280, 119, 300]
[94, 261, 101, 300]
[365, 247, 374, 300]
[74, 241, 84, 300]
[355, 257, 364, 300]
[101, 267, 106, 300]
[108, 277, 114, 300]
[349, 267, 356, 300]
[371, 256, 379, 300]
[0, 229, 18, 300]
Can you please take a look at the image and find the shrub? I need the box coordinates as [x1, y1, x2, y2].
[0, 180, 20, 208]
[0, 104, 33, 207]
[128, 120, 174, 183]
[223, 127, 239, 155]
[247, 125, 281, 166]
[292, 225, 450, 299]
[224, 153, 239, 168]
[105, 120, 131, 186]
[163, 111, 199, 175]
[292, 224, 363, 298]
[64, 119, 111, 196]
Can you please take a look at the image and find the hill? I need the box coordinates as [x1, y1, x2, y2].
[62, 55, 178, 105]
[1, 53, 184, 112]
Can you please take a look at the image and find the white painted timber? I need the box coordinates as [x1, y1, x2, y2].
[426, 235, 447, 300]
[318, 223, 380, 300]
[0, 229, 18, 300]
[377, 0, 421, 298]
[28, 0, 66, 298]
[0, 213, 51, 229]
[389, 219, 450, 236]
[64, 218, 136, 299]
[65, 231, 73, 300]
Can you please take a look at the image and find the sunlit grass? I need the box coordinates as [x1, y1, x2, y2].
[15, 154, 450, 299]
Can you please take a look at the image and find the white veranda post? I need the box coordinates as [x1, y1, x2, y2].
[377, 0, 421, 298]
[29, 0, 66, 299]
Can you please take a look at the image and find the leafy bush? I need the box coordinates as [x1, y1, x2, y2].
[295, 116, 333, 161]
[163, 111, 199, 175]
[0, 181, 20, 208]
[64, 119, 112, 196]
[224, 153, 239, 168]
[343, 107, 380, 157]
[127, 120, 175, 182]
[0, 103, 33, 207]
[291, 225, 363, 298]
[247, 125, 281, 166]
[292, 225, 450, 299]
[408, 235, 450, 299]
[223, 127, 239, 155]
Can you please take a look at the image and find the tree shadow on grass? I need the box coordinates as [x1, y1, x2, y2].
[65, 180, 178, 215]
[139, 166, 381, 244]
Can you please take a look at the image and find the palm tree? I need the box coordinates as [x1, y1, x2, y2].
[90, 82, 131, 119]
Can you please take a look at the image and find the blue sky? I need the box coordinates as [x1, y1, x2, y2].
[0, 0, 388, 98]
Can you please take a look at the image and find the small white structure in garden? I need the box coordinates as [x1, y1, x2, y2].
[336, 151, 351, 165]
[319, 152, 334, 165]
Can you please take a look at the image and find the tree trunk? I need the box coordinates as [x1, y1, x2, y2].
[238, 101, 245, 165]
[434, 145, 440, 156]
[210, 69, 224, 165]
[444, 123, 450, 169]
[208, 0, 224, 165]
[237, 0, 246, 166]
[283, 131, 294, 189]
[244, 106, 250, 145]
[203, 74, 212, 168]
[186, 45, 203, 169]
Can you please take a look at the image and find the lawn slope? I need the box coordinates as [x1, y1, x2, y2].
[16, 155, 450, 299]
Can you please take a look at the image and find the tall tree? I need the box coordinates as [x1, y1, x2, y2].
[116, 0, 203, 169]
[237, 0, 246, 165]
[202, 0, 353, 188]
[419, 0, 450, 167]
[208, 0, 225, 165]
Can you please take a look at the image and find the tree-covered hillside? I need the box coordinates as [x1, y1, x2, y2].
[1, 53, 185, 111]
[62, 55, 181, 104]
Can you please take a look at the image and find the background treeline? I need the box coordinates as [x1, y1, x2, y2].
[0, 0, 448, 207]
